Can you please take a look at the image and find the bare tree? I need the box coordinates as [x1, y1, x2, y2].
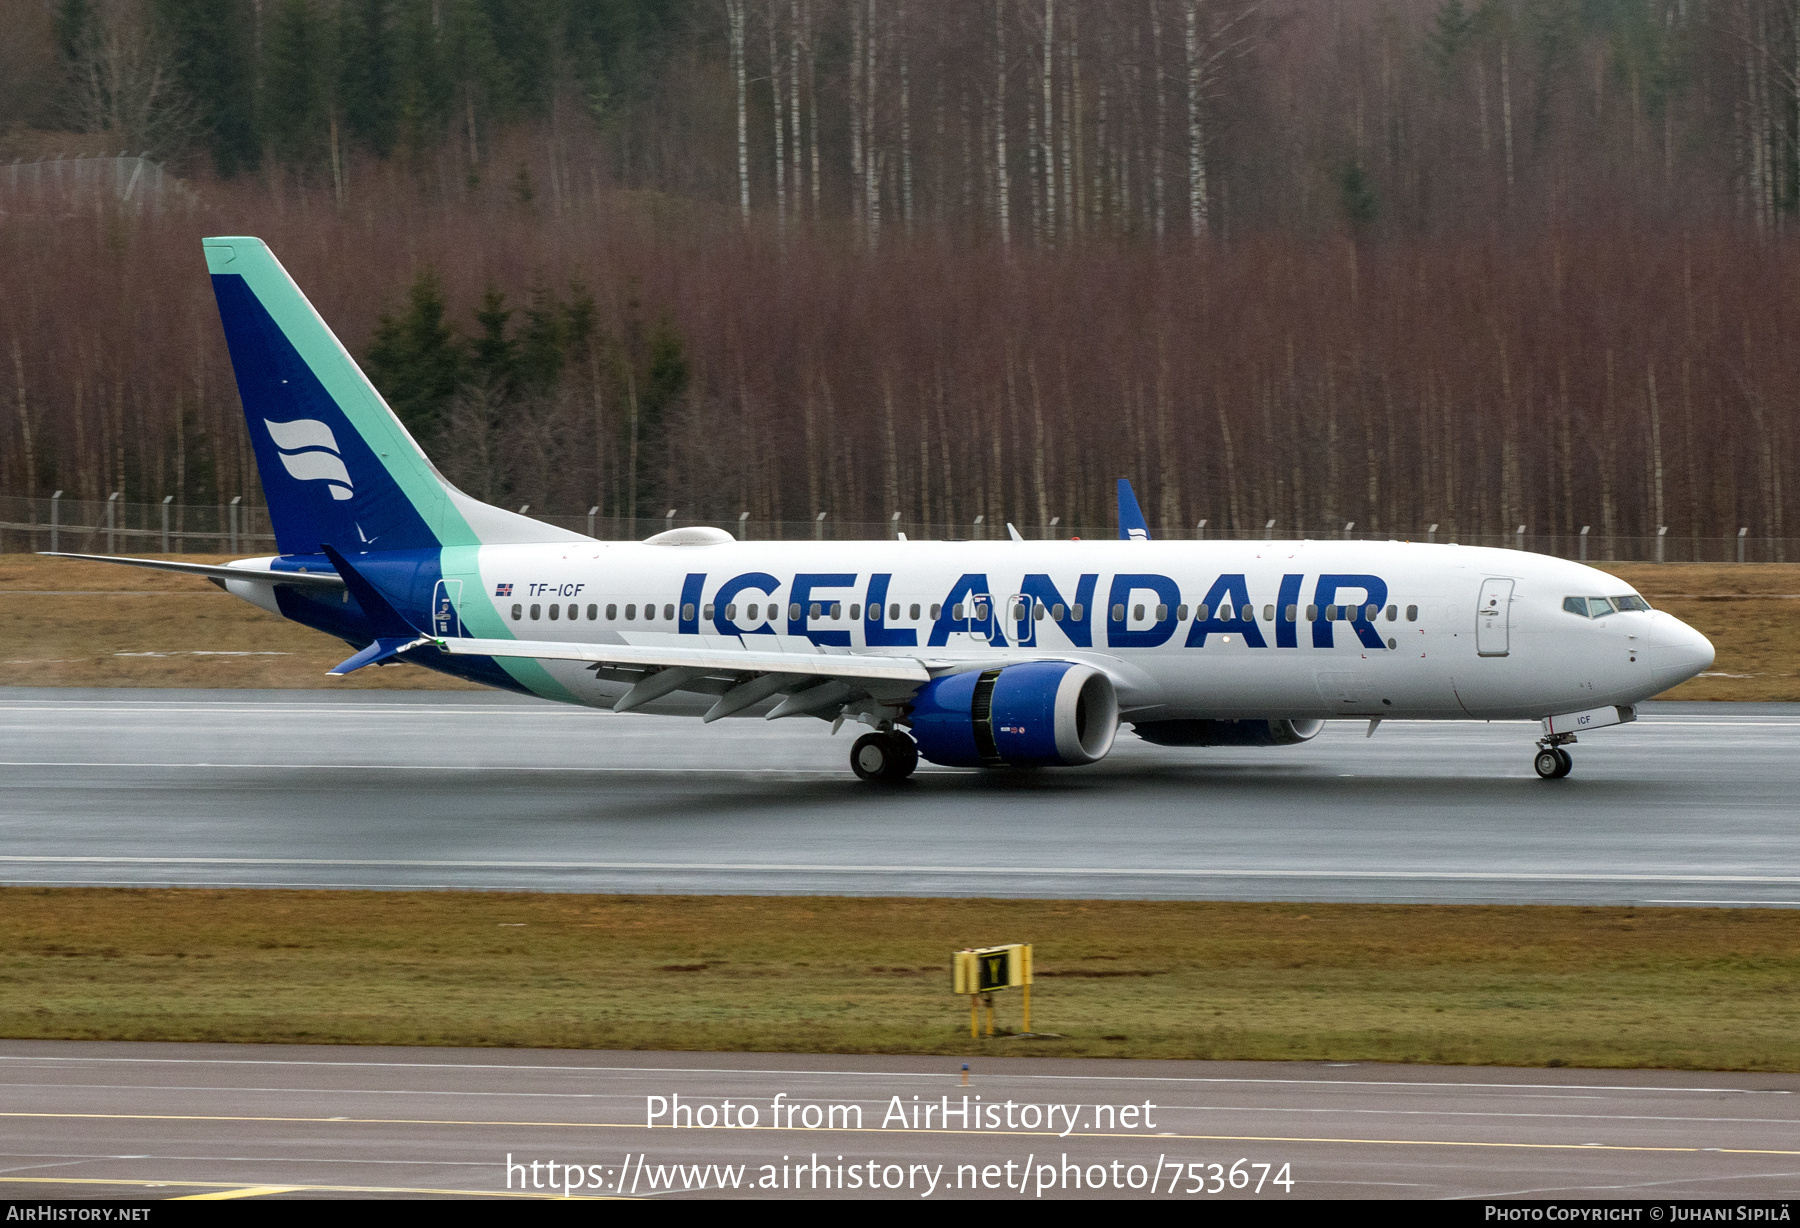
[62, 0, 203, 164]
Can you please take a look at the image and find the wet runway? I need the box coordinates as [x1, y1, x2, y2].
[0, 1041, 1794, 1200]
[1, 688, 1796, 904]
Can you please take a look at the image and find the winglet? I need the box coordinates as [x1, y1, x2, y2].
[1117, 479, 1151, 541]
[319, 543, 430, 674]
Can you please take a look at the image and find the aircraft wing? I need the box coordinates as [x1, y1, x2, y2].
[439, 636, 931, 682]
[435, 635, 939, 722]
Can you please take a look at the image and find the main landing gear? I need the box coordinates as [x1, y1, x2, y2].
[851, 730, 919, 783]
[1533, 734, 1576, 779]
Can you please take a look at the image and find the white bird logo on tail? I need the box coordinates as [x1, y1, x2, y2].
[264, 418, 354, 501]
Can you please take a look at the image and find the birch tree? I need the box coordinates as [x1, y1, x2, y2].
[727, 0, 749, 225]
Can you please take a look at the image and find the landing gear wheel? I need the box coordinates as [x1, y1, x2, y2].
[1534, 748, 1567, 779]
[1552, 747, 1573, 778]
[851, 732, 918, 783]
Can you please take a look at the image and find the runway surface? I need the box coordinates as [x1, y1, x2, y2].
[0, 1040, 1794, 1200]
[2, 688, 1797, 905]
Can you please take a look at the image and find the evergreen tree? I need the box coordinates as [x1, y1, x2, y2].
[339, 0, 396, 157]
[261, 0, 332, 168]
[366, 269, 464, 442]
[394, 0, 451, 158]
[470, 285, 517, 395]
[153, 0, 258, 175]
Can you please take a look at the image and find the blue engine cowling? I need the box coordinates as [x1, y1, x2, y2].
[907, 661, 1119, 768]
[1131, 718, 1325, 747]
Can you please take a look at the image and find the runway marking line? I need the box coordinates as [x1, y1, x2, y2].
[2, 854, 1797, 885]
[0, 1055, 1787, 1097]
[0, 1175, 608, 1199]
[2, 1111, 1795, 1157]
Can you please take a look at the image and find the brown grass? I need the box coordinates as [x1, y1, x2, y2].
[3, 889, 1796, 1069]
[0, 555, 1791, 698]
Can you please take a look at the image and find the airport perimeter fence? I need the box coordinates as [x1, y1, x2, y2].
[1, 155, 199, 217]
[0, 493, 1792, 564]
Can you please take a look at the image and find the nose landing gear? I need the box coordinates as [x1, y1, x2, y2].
[1533, 734, 1576, 779]
[851, 730, 920, 783]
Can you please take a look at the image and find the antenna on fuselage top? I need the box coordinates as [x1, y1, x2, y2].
[1117, 478, 1151, 542]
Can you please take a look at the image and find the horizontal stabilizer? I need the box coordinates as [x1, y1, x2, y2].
[39, 552, 346, 589]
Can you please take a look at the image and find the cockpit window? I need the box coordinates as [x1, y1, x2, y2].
[1563, 596, 1622, 618]
[1612, 594, 1652, 612]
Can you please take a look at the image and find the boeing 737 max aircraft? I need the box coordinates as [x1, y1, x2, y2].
[51, 238, 1716, 781]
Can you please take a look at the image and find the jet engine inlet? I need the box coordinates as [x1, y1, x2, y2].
[908, 661, 1119, 768]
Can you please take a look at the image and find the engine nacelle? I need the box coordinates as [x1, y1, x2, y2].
[1132, 718, 1325, 747]
[908, 661, 1119, 768]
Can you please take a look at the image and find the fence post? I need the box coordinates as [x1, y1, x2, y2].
[737, 511, 750, 541]
[161, 495, 172, 552]
[1342, 521, 1355, 541]
[1195, 518, 1207, 539]
[1738, 527, 1748, 564]
[664, 508, 677, 533]
[972, 514, 984, 539]
[1515, 524, 1526, 551]
[814, 511, 828, 541]
[1579, 525, 1590, 562]
[1048, 515, 1060, 540]
[1426, 523, 1437, 544]
[1656, 525, 1667, 563]
[229, 495, 241, 553]
[587, 506, 598, 538]
[890, 511, 901, 540]
[50, 490, 61, 553]
[106, 491, 120, 554]
[1264, 519, 1275, 540]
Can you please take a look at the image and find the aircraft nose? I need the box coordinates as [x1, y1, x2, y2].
[1649, 613, 1715, 691]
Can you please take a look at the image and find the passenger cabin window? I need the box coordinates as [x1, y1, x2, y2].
[511, 603, 522, 620]
[530, 604, 541, 620]
[1365, 604, 1378, 621]
[1406, 605, 1418, 621]
[1176, 604, 1189, 621]
[953, 603, 966, 620]
[1195, 604, 1210, 621]
[1285, 604, 1298, 622]
[625, 604, 636, 620]
[1051, 604, 1065, 620]
[931, 604, 942, 619]
[587, 604, 598, 620]
[909, 603, 921, 620]
[789, 603, 802, 620]
[1071, 604, 1084, 620]
[682, 603, 696, 622]
[1264, 604, 1275, 622]
[724, 603, 736, 620]
[606, 604, 617, 620]
[1386, 604, 1397, 621]
[1305, 604, 1318, 620]
[548, 605, 559, 621]
[1154, 604, 1168, 621]
[702, 603, 714, 620]
[1034, 603, 1046, 620]
[1133, 604, 1145, 621]
[663, 604, 674, 621]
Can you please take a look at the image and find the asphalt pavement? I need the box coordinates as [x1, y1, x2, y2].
[1, 1041, 1794, 1200]
[0, 689, 1795, 904]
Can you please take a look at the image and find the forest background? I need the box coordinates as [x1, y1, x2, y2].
[2, 0, 1799, 551]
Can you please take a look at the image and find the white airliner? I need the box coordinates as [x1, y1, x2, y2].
[52, 237, 1716, 782]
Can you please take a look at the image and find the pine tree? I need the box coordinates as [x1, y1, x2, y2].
[153, 0, 258, 175]
[366, 270, 464, 442]
[261, 0, 332, 168]
[339, 0, 396, 157]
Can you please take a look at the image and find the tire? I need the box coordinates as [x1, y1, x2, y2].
[1553, 747, 1574, 778]
[1533, 748, 1563, 779]
[851, 733, 891, 782]
[888, 733, 920, 779]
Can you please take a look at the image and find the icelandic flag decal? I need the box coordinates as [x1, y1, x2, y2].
[495, 583, 514, 597]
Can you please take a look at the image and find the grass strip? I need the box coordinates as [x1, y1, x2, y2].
[3, 888, 1796, 1069]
